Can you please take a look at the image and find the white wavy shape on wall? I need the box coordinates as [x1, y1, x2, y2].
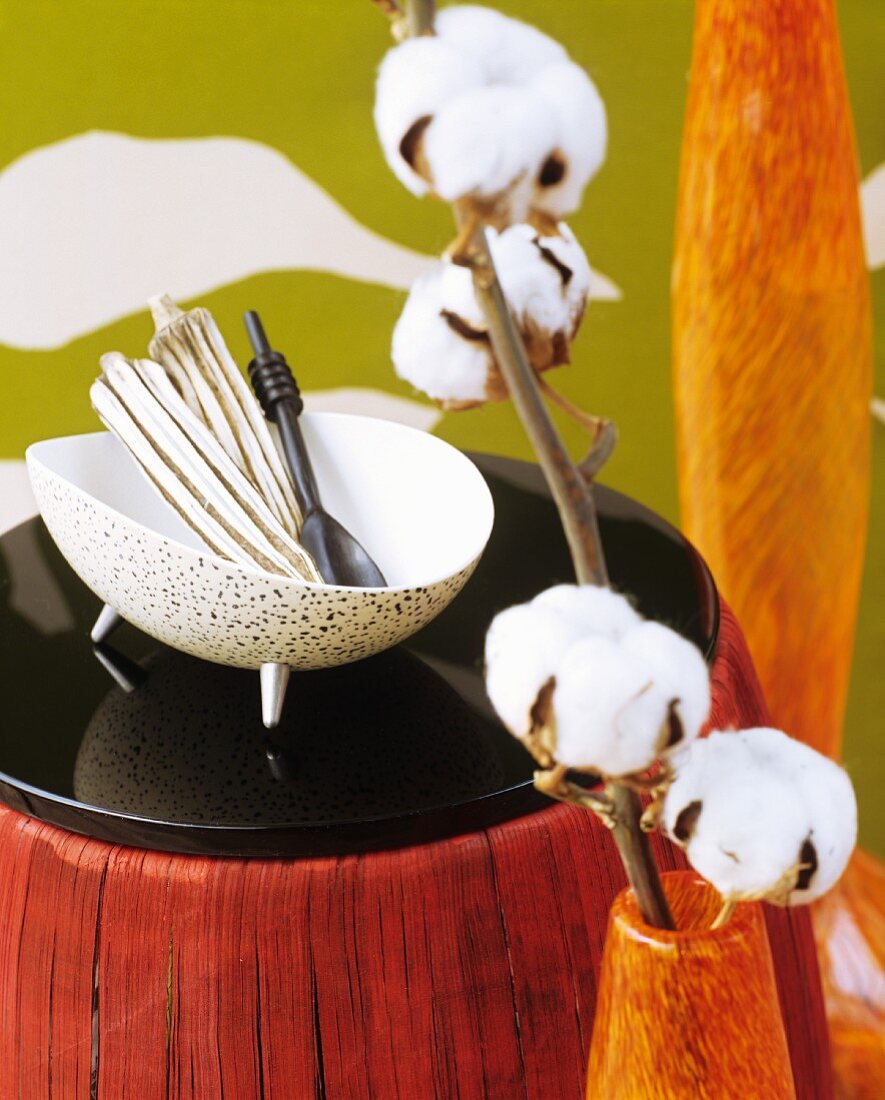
[0, 132, 430, 349]
[861, 163, 885, 270]
[0, 131, 621, 350]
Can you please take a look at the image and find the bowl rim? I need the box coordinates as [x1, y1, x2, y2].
[26, 415, 496, 595]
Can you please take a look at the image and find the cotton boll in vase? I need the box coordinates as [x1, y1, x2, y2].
[585, 728, 855, 1097]
[482, 589, 797, 1096]
[586, 730, 849, 1100]
[663, 729, 858, 907]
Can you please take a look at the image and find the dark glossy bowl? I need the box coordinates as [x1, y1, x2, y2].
[0, 454, 717, 857]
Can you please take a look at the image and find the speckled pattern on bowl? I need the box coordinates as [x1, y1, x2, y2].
[26, 415, 494, 670]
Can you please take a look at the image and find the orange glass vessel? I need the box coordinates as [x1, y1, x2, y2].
[672, 0, 871, 762]
[587, 874, 796, 1099]
[672, 1, 880, 1094]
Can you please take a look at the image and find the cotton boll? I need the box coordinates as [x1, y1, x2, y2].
[439, 259, 487, 334]
[493, 225, 572, 336]
[664, 732, 754, 817]
[784, 751, 856, 904]
[441, 225, 567, 337]
[531, 584, 641, 641]
[485, 602, 588, 741]
[391, 266, 493, 408]
[667, 732, 754, 797]
[374, 36, 486, 195]
[664, 758, 811, 901]
[535, 224, 593, 337]
[423, 85, 556, 222]
[620, 621, 711, 749]
[375, 8, 608, 225]
[437, 223, 593, 375]
[435, 5, 567, 85]
[530, 61, 607, 218]
[664, 730, 857, 905]
[551, 636, 669, 776]
[733, 728, 857, 904]
[490, 223, 592, 368]
[498, 224, 592, 338]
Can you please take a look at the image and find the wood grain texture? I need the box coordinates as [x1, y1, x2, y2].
[0, 604, 832, 1098]
[587, 873, 797, 1099]
[672, 0, 872, 761]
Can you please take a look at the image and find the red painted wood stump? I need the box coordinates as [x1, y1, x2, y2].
[0, 606, 831, 1099]
[0, 463, 830, 1096]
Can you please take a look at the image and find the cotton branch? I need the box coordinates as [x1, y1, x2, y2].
[380, 0, 673, 929]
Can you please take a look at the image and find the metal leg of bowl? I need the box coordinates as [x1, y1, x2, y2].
[90, 604, 124, 645]
[260, 663, 291, 729]
[91, 642, 147, 694]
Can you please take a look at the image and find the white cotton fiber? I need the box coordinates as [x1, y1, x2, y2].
[731, 728, 857, 904]
[620, 620, 711, 748]
[494, 224, 592, 366]
[485, 601, 587, 738]
[423, 85, 555, 219]
[489, 224, 587, 366]
[534, 224, 593, 335]
[374, 36, 485, 194]
[391, 266, 491, 406]
[531, 583, 641, 641]
[492, 225, 573, 336]
[529, 61, 607, 218]
[666, 759, 811, 900]
[551, 635, 670, 776]
[663, 729, 857, 905]
[435, 4, 567, 84]
[439, 259, 487, 334]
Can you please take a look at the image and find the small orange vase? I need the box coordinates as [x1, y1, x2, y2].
[587, 873, 796, 1100]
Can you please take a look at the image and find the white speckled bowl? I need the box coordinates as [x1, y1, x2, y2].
[26, 415, 494, 670]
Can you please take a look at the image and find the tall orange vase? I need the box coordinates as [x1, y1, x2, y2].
[672, 1, 880, 1094]
[587, 873, 796, 1099]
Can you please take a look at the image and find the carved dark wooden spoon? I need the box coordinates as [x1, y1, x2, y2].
[244, 310, 387, 589]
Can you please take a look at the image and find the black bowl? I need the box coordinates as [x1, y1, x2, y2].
[0, 454, 717, 856]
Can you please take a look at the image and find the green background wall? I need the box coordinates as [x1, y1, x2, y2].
[0, 1, 881, 851]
